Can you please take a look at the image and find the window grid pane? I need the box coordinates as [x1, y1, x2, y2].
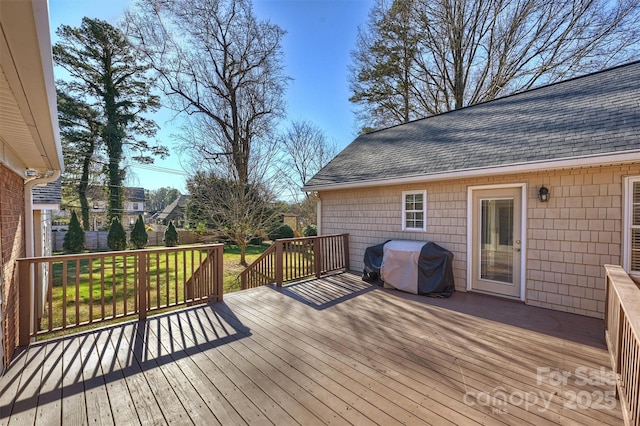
[404, 192, 426, 230]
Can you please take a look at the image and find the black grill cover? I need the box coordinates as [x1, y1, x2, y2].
[363, 240, 455, 298]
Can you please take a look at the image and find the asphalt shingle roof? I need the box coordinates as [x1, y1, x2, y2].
[157, 194, 187, 221]
[305, 61, 640, 189]
[124, 187, 146, 203]
[32, 178, 61, 205]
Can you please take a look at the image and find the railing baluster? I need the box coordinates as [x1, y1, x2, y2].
[139, 252, 147, 321]
[134, 253, 138, 313]
[75, 259, 80, 326]
[89, 258, 94, 323]
[604, 264, 640, 426]
[112, 256, 117, 319]
[174, 250, 178, 305]
[155, 252, 160, 309]
[47, 260, 53, 332]
[62, 260, 67, 329]
[123, 255, 127, 316]
[240, 234, 349, 289]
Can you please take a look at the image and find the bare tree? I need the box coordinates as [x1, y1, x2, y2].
[127, 0, 289, 264]
[278, 120, 337, 226]
[126, 0, 288, 187]
[186, 170, 282, 266]
[351, 0, 640, 129]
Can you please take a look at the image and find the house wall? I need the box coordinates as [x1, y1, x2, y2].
[0, 164, 25, 367]
[318, 163, 640, 319]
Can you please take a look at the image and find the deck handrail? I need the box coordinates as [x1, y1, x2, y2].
[17, 244, 224, 344]
[604, 264, 640, 426]
[240, 234, 349, 289]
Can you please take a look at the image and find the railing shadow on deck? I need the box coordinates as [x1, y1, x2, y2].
[0, 301, 249, 418]
[268, 273, 376, 310]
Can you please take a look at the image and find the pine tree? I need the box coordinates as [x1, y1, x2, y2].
[130, 215, 148, 249]
[163, 221, 179, 247]
[107, 216, 127, 251]
[53, 18, 167, 224]
[63, 210, 85, 253]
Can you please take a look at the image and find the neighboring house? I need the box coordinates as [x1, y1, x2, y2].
[0, 1, 64, 367]
[32, 179, 62, 258]
[123, 187, 146, 226]
[155, 194, 188, 228]
[87, 186, 146, 229]
[304, 61, 640, 319]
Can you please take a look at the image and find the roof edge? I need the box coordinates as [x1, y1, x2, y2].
[360, 60, 640, 136]
[302, 151, 640, 192]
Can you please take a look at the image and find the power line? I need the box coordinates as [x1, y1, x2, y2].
[129, 163, 189, 176]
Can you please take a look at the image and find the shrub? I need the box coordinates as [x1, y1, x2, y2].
[268, 223, 294, 241]
[130, 215, 148, 249]
[63, 210, 85, 253]
[164, 221, 179, 247]
[249, 235, 263, 245]
[107, 217, 127, 251]
[303, 225, 317, 237]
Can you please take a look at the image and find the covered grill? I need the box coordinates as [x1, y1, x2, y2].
[363, 240, 455, 297]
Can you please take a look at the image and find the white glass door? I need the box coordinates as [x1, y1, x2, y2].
[471, 187, 522, 297]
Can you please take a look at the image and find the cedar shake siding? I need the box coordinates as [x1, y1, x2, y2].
[307, 62, 640, 319]
[318, 166, 639, 319]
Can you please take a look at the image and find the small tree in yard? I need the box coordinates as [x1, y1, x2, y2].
[130, 214, 148, 249]
[164, 221, 179, 247]
[63, 210, 85, 253]
[107, 216, 127, 251]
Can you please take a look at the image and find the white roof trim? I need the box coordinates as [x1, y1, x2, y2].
[33, 203, 60, 211]
[302, 151, 640, 192]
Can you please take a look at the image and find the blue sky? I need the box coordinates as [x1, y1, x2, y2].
[49, 0, 374, 192]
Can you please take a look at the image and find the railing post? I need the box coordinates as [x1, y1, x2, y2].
[241, 272, 247, 290]
[275, 241, 283, 287]
[314, 237, 322, 278]
[138, 253, 147, 321]
[216, 246, 224, 301]
[18, 260, 32, 346]
[342, 234, 350, 271]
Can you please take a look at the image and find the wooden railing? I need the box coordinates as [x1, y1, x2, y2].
[604, 264, 640, 426]
[17, 244, 224, 344]
[240, 234, 349, 289]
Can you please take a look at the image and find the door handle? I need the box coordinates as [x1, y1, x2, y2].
[513, 247, 521, 252]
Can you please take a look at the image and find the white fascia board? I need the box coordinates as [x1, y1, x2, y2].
[32, 203, 60, 211]
[32, 0, 64, 173]
[302, 151, 640, 192]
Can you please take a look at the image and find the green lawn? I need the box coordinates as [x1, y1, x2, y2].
[223, 244, 270, 292]
[42, 244, 269, 333]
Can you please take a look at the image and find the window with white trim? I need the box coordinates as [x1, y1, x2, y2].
[402, 190, 427, 231]
[625, 177, 640, 275]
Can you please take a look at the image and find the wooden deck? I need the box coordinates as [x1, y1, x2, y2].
[0, 273, 624, 425]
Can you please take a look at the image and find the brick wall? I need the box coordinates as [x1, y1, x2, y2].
[0, 164, 25, 366]
[319, 164, 640, 319]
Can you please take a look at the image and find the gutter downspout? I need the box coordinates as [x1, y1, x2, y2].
[315, 192, 322, 235]
[23, 169, 61, 341]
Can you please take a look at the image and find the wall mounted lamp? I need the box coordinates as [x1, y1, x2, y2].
[538, 185, 550, 202]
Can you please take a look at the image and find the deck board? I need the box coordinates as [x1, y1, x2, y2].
[0, 273, 625, 425]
